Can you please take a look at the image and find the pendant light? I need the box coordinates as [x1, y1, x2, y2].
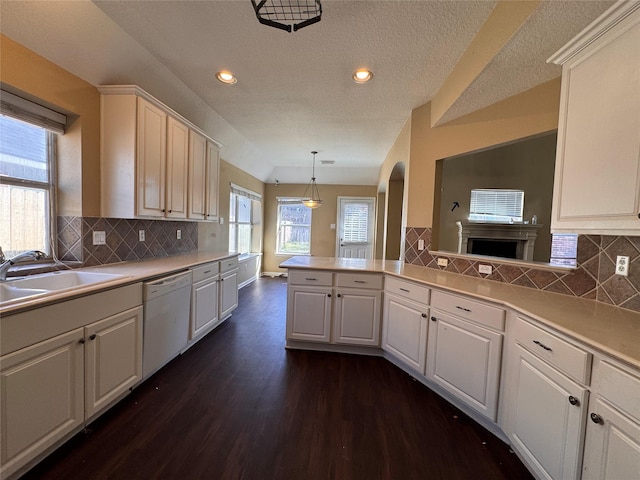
[302, 151, 323, 209]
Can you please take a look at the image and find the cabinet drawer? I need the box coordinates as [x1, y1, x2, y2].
[191, 262, 219, 283]
[514, 317, 592, 385]
[593, 359, 640, 421]
[384, 276, 430, 305]
[336, 273, 383, 290]
[220, 256, 238, 273]
[288, 270, 333, 286]
[431, 290, 505, 331]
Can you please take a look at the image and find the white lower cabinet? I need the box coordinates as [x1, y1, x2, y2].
[287, 285, 333, 343]
[0, 285, 143, 479]
[382, 277, 430, 374]
[286, 270, 383, 347]
[503, 316, 591, 480]
[84, 306, 143, 420]
[426, 290, 505, 421]
[0, 329, 84, 478]
[219, 268, 239, 321]
[582, 358, 640, 480]
[190, 262, 220, 342]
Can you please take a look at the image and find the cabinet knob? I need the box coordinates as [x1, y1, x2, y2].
[430, 316, 437, 322]
[79, 338, 85, 344]
[590, 413, 603, 424]
[421, 313, 427, 318]
[568, 395, 579, 406]
[327, 293, 331, 298]
[89, 334, 97, 341]
[637, 212, 640, 219]
[337, 293, 342, 298]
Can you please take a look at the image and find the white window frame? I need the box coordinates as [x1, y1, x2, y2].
[469, 189, 524, 223]
[276, 198, 312, 256]
[228, 184, 261, 255]
[0, 112, 59, 260]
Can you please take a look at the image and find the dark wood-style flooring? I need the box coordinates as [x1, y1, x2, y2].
[22, 277, 533, 480]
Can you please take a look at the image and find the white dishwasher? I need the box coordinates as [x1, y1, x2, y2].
[142, 270, 192, 379]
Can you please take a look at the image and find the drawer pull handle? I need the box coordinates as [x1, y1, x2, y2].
[204, 270, 212, 274]
[533, 340, 553, 352]
[354, 280, 367, 284]
[455, 306, 472, 313]
[590, 413, 603, 424]
[305, 277, 317, 281]
[399, 288, 410, 293]
[430, 316, 437, 322]
[568, 396, 580, 406]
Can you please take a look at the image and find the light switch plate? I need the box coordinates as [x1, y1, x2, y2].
[479, 264, 492, 275]
[92, 231, 106, 245]
[417, 239, 425, 251]
[139, 230, 145, 242]
[176, 229, 182, 240]
[437, 258, 448, 267]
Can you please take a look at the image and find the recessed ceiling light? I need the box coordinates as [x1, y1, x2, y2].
[353, 69, 373, 84]
[216, 71, 237, 85]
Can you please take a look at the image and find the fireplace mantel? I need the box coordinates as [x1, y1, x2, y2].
[456, 222, 543, 260]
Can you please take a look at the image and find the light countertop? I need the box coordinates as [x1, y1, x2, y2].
[1, 251, 237, 316]
[280, 256, 640, 369]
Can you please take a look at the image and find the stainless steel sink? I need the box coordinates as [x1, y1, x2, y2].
[0, 271, 127, 306]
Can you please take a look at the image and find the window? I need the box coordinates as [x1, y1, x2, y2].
[0, 115, 56, 258]
[228, 184, 261, 254]
[276, 199, 311, 255]
[469, 189, 524, 223]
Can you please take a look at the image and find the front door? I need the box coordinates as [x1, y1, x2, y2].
[337, 197, 375, 259]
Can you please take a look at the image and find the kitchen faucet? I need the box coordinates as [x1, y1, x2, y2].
[0, 247, 47, 281]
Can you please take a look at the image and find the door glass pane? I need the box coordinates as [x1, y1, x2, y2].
[342, 202, 370, 243]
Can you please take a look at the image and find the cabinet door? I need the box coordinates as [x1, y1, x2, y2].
[551, 12, 640, 233]
[333, 288, 381, 346]
[507, 344, 588, 480]
[0, 329, 84, 478]
[582, 397, 640, 480]
[137, 97, 167, 217]
[286, 286, 332, 343]
[165, 116, 189, 219]
[85, 306, 143, 420]
[188, 130, 207, 220]
[205, 141, 220, 220]
[191, 278, 219, 339]
[219, 270, 238, 320]
[426, 310, 503, 421]
[382, 293, 428, 374]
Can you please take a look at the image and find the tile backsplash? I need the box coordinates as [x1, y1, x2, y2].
[57, 216, 198, 267]
[405, 227, 640, 313]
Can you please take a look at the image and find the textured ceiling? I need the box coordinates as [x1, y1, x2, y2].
[0, 1, 614, 185]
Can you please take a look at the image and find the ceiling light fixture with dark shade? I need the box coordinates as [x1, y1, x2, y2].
[250, 0, 322, 33]
[302, 151, 323, 209]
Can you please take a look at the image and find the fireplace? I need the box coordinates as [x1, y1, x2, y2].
[457, 222, 542, 261]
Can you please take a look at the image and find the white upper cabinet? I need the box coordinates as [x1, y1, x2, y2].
[205, 141, 220, 220]
[549, 3, 640, 234]
[100, 85, 221, 221]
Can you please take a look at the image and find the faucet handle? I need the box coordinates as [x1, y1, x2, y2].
[0, 246, 4, 263]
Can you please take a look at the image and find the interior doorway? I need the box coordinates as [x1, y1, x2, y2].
[385, 163, 405, 260]
[336, 197, 376, 259]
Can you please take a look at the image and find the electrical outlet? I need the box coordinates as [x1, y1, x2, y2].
[176, 229, 182, 240]
[437, 257, 448, 267]
[219, 217, 224, 225]
[616, 255, 630, 277]
[139, 230, 145, 242]
[92, 231, 106, 245]
[479, 264, 492, 275]
[417, 239, 425, 251]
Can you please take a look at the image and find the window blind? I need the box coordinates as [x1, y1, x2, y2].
[469, 189, 524, 222]
[1, 90, 67, 134]
[342, 202, 370, 243]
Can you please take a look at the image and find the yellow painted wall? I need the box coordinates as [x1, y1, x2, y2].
[263, 183, 378, 273]
[198, 159, 265, 252]
[1, 34, 101, 216]
[407, 78, 561, 228]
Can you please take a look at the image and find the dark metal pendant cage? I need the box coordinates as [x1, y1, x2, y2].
[251, 0, 322, 33]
